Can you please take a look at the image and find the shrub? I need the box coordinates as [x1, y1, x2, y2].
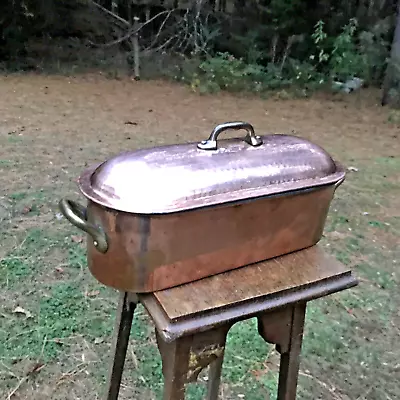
[189, 51, 325, 95]
[190, 52, 267, 93]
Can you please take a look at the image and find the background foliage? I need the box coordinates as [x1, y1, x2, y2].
[0, 0, 399, 100]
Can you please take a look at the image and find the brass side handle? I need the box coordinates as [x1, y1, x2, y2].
[197, 121, 263, 150]
[59, 198, 108, 253]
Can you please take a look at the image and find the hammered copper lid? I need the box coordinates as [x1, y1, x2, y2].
[78, 122, 346, 214]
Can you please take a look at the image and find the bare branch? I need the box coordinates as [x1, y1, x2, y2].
[89, 2, 219, 57]
[147, 9, 174, 49]
[89, 9, 175, 49]
[280, 35, 295, 73]
[90, 0, 130, 27]
[147, 34, 179, 53]
[271, 34, 279, 65]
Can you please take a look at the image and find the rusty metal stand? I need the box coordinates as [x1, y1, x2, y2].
[156, 327, 230, 400]
[258, 304, 307, 400]
[207, 354, 225, 400]
[104, 246, 358, 400]
[105, 292, 137, 400]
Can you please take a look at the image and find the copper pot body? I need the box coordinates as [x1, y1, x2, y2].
[59, 122, 346, 292]
[86, 185, 335, 292]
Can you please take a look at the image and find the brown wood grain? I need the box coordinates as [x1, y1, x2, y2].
[151, 245, 352, 320]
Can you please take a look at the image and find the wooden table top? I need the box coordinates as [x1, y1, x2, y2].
[139, 245, 358, 341]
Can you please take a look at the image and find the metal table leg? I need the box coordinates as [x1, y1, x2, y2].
[105, 292, 137, 400]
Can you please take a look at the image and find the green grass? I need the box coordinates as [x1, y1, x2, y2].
[0, 257, 32, 285]
[0, 159, 14, 166]
[222, 319, 278, 399]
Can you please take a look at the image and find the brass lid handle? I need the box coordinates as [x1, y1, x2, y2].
[197, 121, 263, 150]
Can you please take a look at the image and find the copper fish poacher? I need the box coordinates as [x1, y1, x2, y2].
[59, 122, 346, 293]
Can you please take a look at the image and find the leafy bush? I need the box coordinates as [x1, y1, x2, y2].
[328, 18, 368, 81]
[189, 50, 325, 95]
[309, 17, 389, 85]
[187, 17, 384, 95]
[358, 18, 391, 84]
[190, 52, 267, 93]
[286, 58, 325, 88]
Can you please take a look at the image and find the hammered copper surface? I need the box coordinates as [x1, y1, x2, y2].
[79, 133, 345, 214]
[60, 122, 347, 292]
[86, 185, 335, 292]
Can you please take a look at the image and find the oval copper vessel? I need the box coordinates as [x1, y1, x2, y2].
[60, 121, 346, 292]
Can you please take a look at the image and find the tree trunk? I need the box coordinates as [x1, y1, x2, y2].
[382, 1, 400, 106]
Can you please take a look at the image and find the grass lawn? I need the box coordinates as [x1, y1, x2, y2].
[0, 73, 399, 399]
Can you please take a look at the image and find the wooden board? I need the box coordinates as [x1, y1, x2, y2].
[149, 245, 353, 320]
